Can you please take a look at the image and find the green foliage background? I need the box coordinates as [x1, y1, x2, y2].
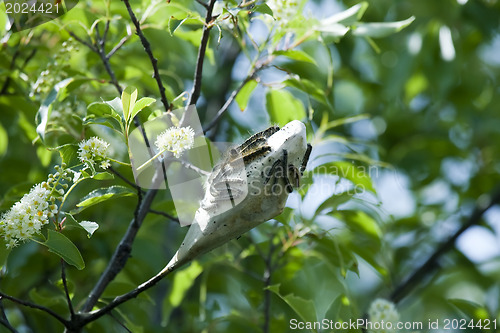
[1, 0, 500, 332]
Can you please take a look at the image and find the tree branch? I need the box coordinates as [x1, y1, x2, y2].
[0, 46, 20, 95]
[66, 31, 96, 52]
[61, 260, 75, 319]
[80, 186, 159, 312]
[0, 292, 69, 326]
[109, 167, 143, 193]
[149, 209, 180, 223]
[0, 298, 17, 333]
[122, 0, 171, 112]
[390, 186, 500, 304]
[79, 261, 180, 325]
[107, 31, 132, 59]
[188, 0, 217, 106]
[203, 74, 255, 133]
[95, 23, 123, 95]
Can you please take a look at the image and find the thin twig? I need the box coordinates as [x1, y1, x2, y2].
[122, 0, 171, 112]
[203, 74, 256, 133]
[109, 167, 144, 193]
[188, 0, 217, 106]
[109, 311, 132, 332]
[0, 299, 18, 333]
[390, 186, 500, 303]
[0, 46, 20, 95]
[149, 209, 180, 223]
[103, 20, 111, 45]
[80, 260, 179, 325]
[107, 33, 131, 59]
[0, 292, 69, 326]
[67, 31, 96, 51]
[80, 186, 159, 312]
[95, 23, 123, 95]
[61, 260, 75, 318]
[178, 160, 211, 176]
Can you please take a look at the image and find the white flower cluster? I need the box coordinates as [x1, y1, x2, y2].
[0, 165, 71, 249]
[367, 298, 400, 333]
[154, 126, 195, 158]
[78, 136, 111, 169]
[267, 0, 300, 26]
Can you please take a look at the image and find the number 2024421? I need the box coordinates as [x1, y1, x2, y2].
[5, 1, 61, 14]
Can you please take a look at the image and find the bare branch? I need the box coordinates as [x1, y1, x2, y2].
[109, 167, 143, 193]
[67, 31, 96, 52]
[80, 187, 159, 312]
[149, 209, 180, 223]
[0, 292, 69, 326]
[0, 46, 20, 95]
[203, 73, 256, 133]
[107, 33, 131, 59]
[95, 23, 123, 95]
[61, 260, 75, 318]
[109, 311, 132, 332]
[178, 160, 211, 176]
[122, 0, 171, 112]
[0, 298, 18, 333]
[188, 0, 217, 106]
[390, 186, 500, 303]
[79, 260, 180, 325]
[203, 54, 274, 134]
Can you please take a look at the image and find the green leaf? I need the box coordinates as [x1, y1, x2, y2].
[64, 213, 99, 238]
[34, 230, 85, 270]
[105, 96, 124, 114]
[162, 261, 204, 326]
[265, 89, 306, 127]
[284, 78, 329, 106]
[273, 50, 317, 65]
[352, 16, 415, 38]
[169, 261, 203, 307]
[252, 4, 273, 17]
[323, 114, 370, 130]
[448, 299, 490, 321]
[168, 17, 190, 35]
[85, 101, 124, 133]
[235, 79, 258, 111]
[316, 192, 354, 215]
[56, 144, 79, 166]
[92, 172, 114, 180]
[72, 185, 136, 214]
[314, 161, 376, 194]
[0, 124, 9, 157]
[268, 284, 318, 330]
[320, 2, 368, 26]
[315, 23, 349, 41]
[78, 221, 99, 237]
[335, 210, 382, 241]
[129, 97, 156, 126]
[121, 86, 138, 123]
[35, 78, 81, 142]
[175, 29, 203, 46]
[0, 122, 7, 157]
